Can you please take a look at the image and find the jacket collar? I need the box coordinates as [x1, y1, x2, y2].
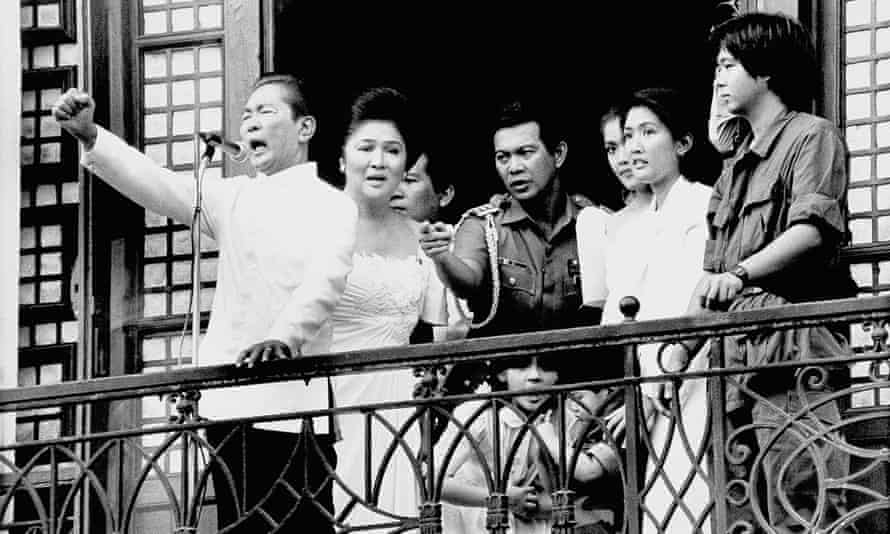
[746, 110, 797, 160]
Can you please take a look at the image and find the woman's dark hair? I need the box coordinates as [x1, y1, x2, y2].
[709, 12, 817, 111]
[621, 87, 697, 176]
[599, 106, 623, 134]
[623, 88, 694, 145]
[345, 87, 417, 165]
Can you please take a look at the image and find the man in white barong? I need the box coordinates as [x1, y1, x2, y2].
[53, 74, 356, 533]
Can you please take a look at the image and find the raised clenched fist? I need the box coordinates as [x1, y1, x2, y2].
[51, 88, 98, 149]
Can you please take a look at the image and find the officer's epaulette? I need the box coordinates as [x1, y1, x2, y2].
[462, 193, 509, 219]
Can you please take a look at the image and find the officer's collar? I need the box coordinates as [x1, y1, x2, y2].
[502, 193, 579, 227]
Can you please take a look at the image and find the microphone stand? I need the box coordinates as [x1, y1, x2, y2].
[168, 135, 214, 532]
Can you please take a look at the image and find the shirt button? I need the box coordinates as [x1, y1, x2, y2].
[508, 276, 517, 286]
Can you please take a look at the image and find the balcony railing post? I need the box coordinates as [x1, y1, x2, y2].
[419, 502, 442, 534]
[708, 337, 729, 534]
[169, 389, 203, 531]
[550, 392, 576, 533]
[550, 489, 576, 533]
[485, 494, 510, 534]
[484, 398, 510, 534]
[418, 402, 443, 534]
[619, 297, 642, 533]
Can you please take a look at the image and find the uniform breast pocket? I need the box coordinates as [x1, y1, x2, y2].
[739, 178, 782, 259]
[498, 257, 535, 296]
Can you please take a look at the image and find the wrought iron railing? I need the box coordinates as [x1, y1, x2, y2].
[1, 296, 889, 533]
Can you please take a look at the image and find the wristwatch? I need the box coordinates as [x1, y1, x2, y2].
[728, 264, 750, 287]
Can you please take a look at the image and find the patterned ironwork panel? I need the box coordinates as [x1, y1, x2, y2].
[139, 42, 224, 318]
[0, 322, 888, 533]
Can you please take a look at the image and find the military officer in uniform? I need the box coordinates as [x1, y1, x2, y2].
[419, 97, 607, 339]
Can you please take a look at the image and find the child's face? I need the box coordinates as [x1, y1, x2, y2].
[499, 356, 559, 414]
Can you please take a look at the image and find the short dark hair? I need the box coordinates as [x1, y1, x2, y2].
[411, 150, 451, 194]
[345, 87, 417, 165]
[252, 73, 311, 120]
[493, 97, 566, 155]
[489, 355, 566, 381]
[409, 129, 453, 194]
[709, 12, 817, 111]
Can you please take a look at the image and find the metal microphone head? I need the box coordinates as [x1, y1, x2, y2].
[199, 131, 249, 163]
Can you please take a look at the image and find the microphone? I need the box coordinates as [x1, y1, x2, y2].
[198, 131, 249, 163]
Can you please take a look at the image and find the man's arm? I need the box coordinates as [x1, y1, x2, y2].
[708, 80, 750, 155]
[263, 196, 358, 357]
[699, 121, 847, 311]
[537, 419, 618, 483]
[419, 220, 487, 299]
[54, 89, 206, 228]
[666, 222, 823, 376]
[698, 224, 823, 309]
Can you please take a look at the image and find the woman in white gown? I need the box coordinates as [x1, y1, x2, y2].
[578, 89, 713, 533]
[327, 87, 447, 530]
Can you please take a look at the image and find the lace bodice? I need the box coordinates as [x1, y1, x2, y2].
[329, 252, 433, 353]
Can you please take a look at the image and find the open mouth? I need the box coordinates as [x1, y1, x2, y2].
[365, 175, 388, 185]
[510, 180, 532, 191]
[248, 139, 267, 154]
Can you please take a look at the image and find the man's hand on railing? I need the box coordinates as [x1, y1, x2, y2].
[235, 339, 297, 368]
[507, 484, 539, 521]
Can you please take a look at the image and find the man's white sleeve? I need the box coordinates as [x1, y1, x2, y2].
[266, 196, 358, 353]
[81, 126, 216, 233]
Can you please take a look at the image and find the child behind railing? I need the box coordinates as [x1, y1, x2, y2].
[537, 385, 625, 534]
[435, 355, 562, 533]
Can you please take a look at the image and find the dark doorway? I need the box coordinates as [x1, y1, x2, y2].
[269, 2, 733, 212]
